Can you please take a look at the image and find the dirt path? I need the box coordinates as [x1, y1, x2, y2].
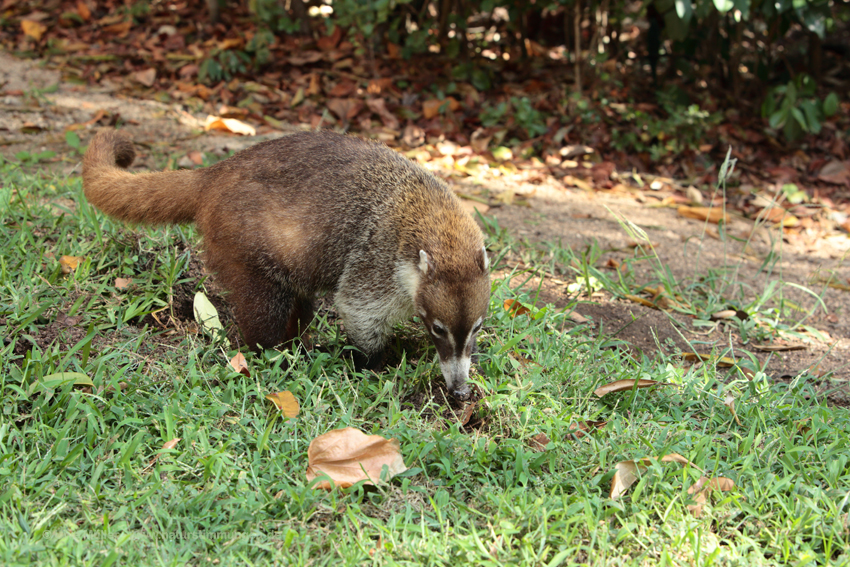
[3, 51, 848, 404]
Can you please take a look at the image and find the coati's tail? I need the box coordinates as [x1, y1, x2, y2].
[82, 130, 200, 225]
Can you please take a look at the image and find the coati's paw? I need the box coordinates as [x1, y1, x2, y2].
[350, 349, 386, 373]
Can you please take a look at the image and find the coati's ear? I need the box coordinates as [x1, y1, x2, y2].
[418, 250, 430, 275]
[476, 246, 489, 272]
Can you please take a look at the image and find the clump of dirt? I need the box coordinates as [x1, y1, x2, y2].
[9, 308, 88, 360]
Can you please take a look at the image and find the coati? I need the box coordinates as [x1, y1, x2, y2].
[82, 129, 490, 397]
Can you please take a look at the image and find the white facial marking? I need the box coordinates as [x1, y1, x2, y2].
[418, 250, 429, 275]
[396, 261, 421, 302]
[482, 246, 489, 270]
[439, 354, 472, 394]
[431, 319, 454, 347]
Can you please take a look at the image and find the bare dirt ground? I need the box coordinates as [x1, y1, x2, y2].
[3, 51, 848, 405]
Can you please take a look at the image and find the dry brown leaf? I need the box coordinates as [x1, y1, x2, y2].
[568, 311, 589, 324]
[567, 420, 607, 440]
[76, 0, 91, 20]
[306, 428, 407, 490]
[102, 20, 132, 36]
[686, 476, 735, 516]
[504, 298, 531, 317]
[562, 175, 593, 191]
[422, 97, 459, 119]
[594, 378, 660, 397]
[711, 309, 737, 320]
[625, 294, 657, 309]
[365, 98, 399, 130]
[186, 150, 204, 165]
[460, 401, 477, 426]
[402, 124, 425, 147]
[609, 460, 645, 500]
[265, 391, 299, 418]
[817, 160, 850, 185]
[147, 437, 181, 468]
[677, 206, 727, 224]
[610, 453, 700, 499]
[681, 352, 736, 367]
[528, 433, 550, 452]
[327, 98, 364, 121]
[203, 116, 256, 136]
[230, 353, 250, 377]
[59, 255, 83, 274]
[114, 277, 133, 289]
[133, 68, 156, 87]
[696, 476, 734, 493]
[21, 19, 47, 41]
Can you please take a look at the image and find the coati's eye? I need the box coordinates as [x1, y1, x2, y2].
[432, 322, 447, 337]
[472, 322, 482, 334]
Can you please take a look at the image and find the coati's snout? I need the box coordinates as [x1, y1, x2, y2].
[416, 248, 490, 398]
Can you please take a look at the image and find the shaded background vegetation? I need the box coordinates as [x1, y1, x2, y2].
[1, 0, 847, 173]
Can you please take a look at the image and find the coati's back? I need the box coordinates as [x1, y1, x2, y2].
[194, 131, 483, 293]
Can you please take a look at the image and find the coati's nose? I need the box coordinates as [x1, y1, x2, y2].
[450, 382, 470, 399]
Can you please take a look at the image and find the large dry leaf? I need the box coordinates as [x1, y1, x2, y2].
[594, 378, 660, 397]
[306, 428, 407, 490]
[610, 453, 699, 500]
[266, 391, 299, 418]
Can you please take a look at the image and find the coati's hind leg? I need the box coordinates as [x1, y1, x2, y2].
[215, 262, 314, 351]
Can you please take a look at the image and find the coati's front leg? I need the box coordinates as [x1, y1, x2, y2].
[334, 293, 400, 373]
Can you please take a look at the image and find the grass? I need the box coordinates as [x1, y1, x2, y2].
[1, 155, 849, 566]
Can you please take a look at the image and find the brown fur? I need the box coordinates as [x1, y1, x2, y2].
[82, 129, 490, 395]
